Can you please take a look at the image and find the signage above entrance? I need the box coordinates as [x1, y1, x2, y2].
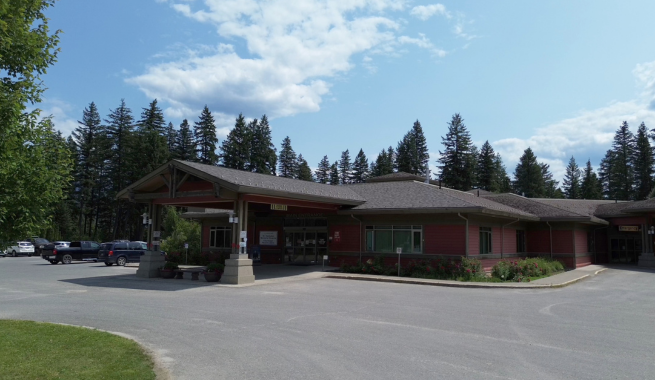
[619, 225, 641, 232]
[270, 204, 288, 211]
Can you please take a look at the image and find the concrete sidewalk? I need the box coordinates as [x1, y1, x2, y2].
[324, 265, 608, 289]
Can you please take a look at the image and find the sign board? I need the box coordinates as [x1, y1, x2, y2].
[323, 255, 328, 260]
[239, 242, 246, 248]
[153, 231, 161, 238]
[396, 247, 402, 254]
[619, 225, 641, 232]
[240, 231, 248, 239]
[334, 231, 341, 243]
[270, 204, 288, 211]
[184, 243, 188, 249]
[260, 231, 278, 246]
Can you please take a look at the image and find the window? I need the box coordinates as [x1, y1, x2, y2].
[516, 230, 526, 253]
[210, 226, 232, 248]
[128, 242, 142, 250]
[365, 225, 422, 253]
[480, 227, 492, 254]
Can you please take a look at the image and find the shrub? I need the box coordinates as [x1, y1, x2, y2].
[491, 257, 564, 282]
[163, 261, 179, 270]
[342, 256, 485, 281]
[206, 262, 225, 273]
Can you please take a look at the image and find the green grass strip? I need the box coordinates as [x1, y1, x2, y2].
[0, 320, 156, 380]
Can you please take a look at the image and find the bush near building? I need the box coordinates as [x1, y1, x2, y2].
[341, 256, 486, 281]
[491, 258, 564, 282]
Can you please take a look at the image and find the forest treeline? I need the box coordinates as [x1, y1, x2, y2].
[51, 98, 654, 243]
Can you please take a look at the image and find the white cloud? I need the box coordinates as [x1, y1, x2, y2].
[410, 4, 449, 21]
[33, 98, 79, 137]
[493, 61, 655, 181]
[130, 0, 446, 121]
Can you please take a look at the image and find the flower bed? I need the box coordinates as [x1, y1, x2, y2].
[341, 256, 486, 281]
[490, 258, 564, 282]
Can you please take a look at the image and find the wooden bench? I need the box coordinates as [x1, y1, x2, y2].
[173, 268, 205, 281]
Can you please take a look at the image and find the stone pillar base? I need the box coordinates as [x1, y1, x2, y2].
[136, 251, 166, 278]
[639, 252, 655, 268]
[221, 254, 255, 284]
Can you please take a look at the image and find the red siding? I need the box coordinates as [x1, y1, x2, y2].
[552, 230, 574, 253]
[492, 227, 502, 254]
[610, 217, 646, 225]
[329, 225, 361, 252]
[527, 230, 550, 253]
[501, 228, 517, 254]
[575, 230, 588, 254]
[468, 225, 479, 256]
[202, 225, 210, 248]
[423, 225, 465, 255]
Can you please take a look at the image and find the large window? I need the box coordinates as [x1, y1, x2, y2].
[210, 226, 232, 248]
[480, 227, 492, 254]
[516, 230, 526, 253]
[365, 225, 422, 253]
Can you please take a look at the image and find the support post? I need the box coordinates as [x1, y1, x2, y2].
[222, 197, 255, 284]
[137, 203, 165, 278]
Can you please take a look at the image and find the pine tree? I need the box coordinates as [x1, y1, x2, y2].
[166, 122, 176, 158]
[493, 154, 512, 193]
[562, 156, 582, 199]
[296, 154, 314, 181]
[371, 147, 395, 177]
[513, 148, 544, 197]
[352, 149, 369, 183]
[633, 122, 653, 200]
[438, 114, 475, 190]
[611, 121, 636, 200]
[194, 105, 219, 165]
[315, 155, 331, 184]
[339, 149, 352, 184]
[395, 120, 429, 175]
[477, 141, 496, 191]
[599, 150, 617, 199]
[581, 159, 603, 199]
[137, 99, 169, 175]
[329, 161, 340, 185]
[173, 119, 196, 161]
[221, 113, 251, 170]
[541, 163, 561, 198]
[278, 136, 297, 178]
[248, 115, 277, 174]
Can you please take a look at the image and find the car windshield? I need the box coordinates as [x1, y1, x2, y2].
[34, 238, 49, 244]
[19, 243, 31, 246]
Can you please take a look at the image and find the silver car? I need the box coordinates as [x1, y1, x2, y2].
[7, 242, 35, 257]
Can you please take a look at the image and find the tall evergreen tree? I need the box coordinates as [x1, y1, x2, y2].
[541, 163, 561, 198]
[166, 122, 176, 157]
[351, 149, 369, 183]
[492, 154, 512, 193]
[278, 136, 297, 178]
[562, 156, 582, 199]
[296, 154, 314, 181]
[599, 149, 617, 199]
[173, 119, 195, 161]
[395, 120, 429, 175]
[329, 161, 340, 185]
[370, 147, 395, 177]
[221, 113, 251, 170]
[611, 121, 636, 200]
[339, 149, 352, 184]
[476, 141, 496, 191]
[439, 114, 475, 190]
[137, 99, 169, 175]
[513, 148, 544, 197]
[633, 122, 653, 200]
[194, 105, 219, 165]
[581, 159, 603, 199]
[248, 115, 277, 174]
[315, 155, 331, 184]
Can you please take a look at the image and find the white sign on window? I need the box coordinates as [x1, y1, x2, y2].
[259, 231, 278, 246]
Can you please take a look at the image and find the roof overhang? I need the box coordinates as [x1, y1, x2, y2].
[339, 207, 539, 221]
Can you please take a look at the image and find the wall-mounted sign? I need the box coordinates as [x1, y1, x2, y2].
[260, 231, 278, 246]
[270, 204, 288, 211]
[619, 225, 641, 232]
[334, 231, 341, 243]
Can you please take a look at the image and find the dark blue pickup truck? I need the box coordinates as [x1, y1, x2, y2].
[41, 241, 101, 264]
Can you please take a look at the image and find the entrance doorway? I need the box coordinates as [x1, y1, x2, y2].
[610, 238, 641, 264]
[285, 230, 328, 264]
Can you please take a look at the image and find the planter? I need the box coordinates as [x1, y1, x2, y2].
[160, 269, 176, 279]
[203, 271, 222, 282]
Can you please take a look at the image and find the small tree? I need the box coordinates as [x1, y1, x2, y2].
[161, 206, 201, 257]
[562, 156, 581, 199]
[315, 155, 330, 184]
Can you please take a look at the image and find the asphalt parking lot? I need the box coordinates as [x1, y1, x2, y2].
[1, 256, 655, 380]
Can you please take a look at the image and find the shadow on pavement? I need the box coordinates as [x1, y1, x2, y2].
[602, 264, 655, 274]
[59, 273, 216, 291]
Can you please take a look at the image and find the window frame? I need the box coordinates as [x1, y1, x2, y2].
[516, 230, 526, 253]
[209, 226, 232, 249]
[365, 225, 422, 254]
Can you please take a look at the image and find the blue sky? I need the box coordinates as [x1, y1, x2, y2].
[41, 0, 655, 181]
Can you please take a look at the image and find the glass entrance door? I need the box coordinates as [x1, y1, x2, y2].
[286, 230, 326, 264]
[610, 238, 641, 264]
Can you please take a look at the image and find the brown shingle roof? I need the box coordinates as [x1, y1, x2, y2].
[483, 194, 610, 224]
[595, 202, 634, 217]
[624, 197, 655, 213]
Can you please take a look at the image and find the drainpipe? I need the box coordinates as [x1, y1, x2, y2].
[458, 213, 469, 258]
[351, 214, 362, 264]
[501, 218, 520, 259]
[546, 222, 553, 259]
[593, 226, 608, 265]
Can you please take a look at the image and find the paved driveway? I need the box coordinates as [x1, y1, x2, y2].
[1, 257, 655, 380]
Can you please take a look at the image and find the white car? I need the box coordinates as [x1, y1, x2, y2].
[7, 242, 35, 257]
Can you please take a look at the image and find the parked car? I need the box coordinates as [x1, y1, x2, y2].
[7, 242, 34, 257]
[98, 241, 163, 266]
[29, 237, 53, 256]
[41, 241, 101, 264]
[53, 241, 70, 249]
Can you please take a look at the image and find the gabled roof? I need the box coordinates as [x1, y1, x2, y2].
[595, 202, 634, 218]
[343, 181, 537, 220]
[366, 172, 431, 183]
[483, 194, 610, 224]
[623, 197, 655, 213]
[118, 160, 365, 205]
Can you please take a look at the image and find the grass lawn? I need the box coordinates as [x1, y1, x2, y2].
[0, 320, 156, 380]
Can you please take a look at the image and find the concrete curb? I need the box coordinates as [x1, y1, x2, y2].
[325, 272, 595, 289]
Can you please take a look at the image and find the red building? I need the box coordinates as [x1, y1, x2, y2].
[118, 160, 655, 281]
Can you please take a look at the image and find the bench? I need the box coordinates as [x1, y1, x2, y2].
[173, 268, 205, 281]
